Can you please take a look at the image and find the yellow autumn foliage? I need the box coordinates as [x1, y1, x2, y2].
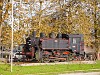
[0, 0, 99, 50]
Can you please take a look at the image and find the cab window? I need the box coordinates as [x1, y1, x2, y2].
[73, 38, 77, 44]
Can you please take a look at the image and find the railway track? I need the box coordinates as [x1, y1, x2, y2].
[0, 57, 96, 66]
[12, 61, 96, 66]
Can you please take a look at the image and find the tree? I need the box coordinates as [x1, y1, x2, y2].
[0, 0, 3, 46]
[1, 25, 11, 48]
[1, 0, 99, 51]
[0, 0, 12, 48]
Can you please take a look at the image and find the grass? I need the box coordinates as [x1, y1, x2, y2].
[0, 61, 100, 75]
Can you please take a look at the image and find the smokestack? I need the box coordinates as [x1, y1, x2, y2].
[32, 31, 36, 38]
[40, 32, 45, 38]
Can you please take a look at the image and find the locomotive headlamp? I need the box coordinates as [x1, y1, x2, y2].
[72, 46, 76, 48]
[74, 50, 77, 52]
[54, 40, 58, 42]
[29, 44, 31, 46]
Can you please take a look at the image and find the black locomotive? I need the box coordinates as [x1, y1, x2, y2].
[17, 31, 84, 62]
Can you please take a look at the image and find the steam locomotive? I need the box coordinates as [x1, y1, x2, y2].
[17, 31, 84, 62]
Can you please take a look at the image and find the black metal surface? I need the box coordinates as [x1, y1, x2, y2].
[56, 33, 62, 38]
[41, 39, 69, 49]
[32, 31, 36, 38]
[49, 32, 55, 38]
[40, 32, 45, 38]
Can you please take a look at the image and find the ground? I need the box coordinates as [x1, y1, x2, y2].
[59, 72, 100, 75]
[0, 60, 100, 75]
